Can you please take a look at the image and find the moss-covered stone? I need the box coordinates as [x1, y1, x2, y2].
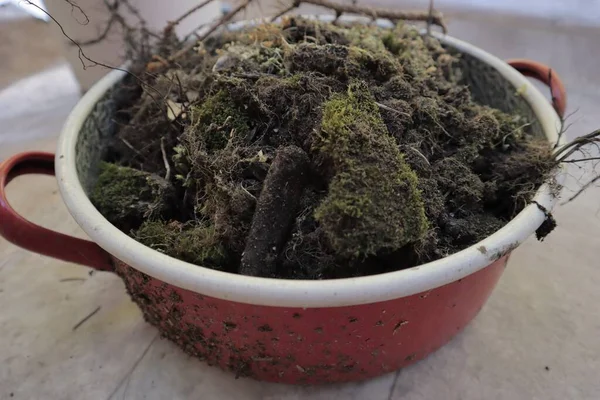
[90, 162, 173, 232]
[314, 82, 428, 258]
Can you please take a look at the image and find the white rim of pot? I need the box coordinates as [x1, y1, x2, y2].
[56, 20, 563, 308]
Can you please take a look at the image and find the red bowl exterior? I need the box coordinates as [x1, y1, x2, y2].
[113, 255, 509, 384]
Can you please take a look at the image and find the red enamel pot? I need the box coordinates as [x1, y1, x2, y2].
[0, 28, 566, 384]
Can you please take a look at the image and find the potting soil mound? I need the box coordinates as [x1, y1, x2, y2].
[91, 18, 557, 279]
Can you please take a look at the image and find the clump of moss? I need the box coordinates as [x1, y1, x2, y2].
[187, 90, 250, 152]
[314, 82, 428, 258]
[92, 17, 558, 279]
[90, 162, 174, 232]
[135, 220, 228, 269]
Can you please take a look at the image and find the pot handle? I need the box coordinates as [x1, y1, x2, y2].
[507, 59, 567, 118]
[0, 152, 113, 271]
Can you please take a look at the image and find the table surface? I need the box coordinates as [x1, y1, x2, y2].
[1, 12, 599, 400]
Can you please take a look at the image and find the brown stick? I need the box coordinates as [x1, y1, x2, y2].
[296, 0, 447, 33]
[169, 0, 254, 62]
[240, 146, 310, 277]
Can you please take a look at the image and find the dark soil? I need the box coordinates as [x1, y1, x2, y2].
[90, 18, 557, 279]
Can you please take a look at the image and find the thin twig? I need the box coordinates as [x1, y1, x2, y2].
[26, 0, 171, 118]
[78, 14, 118, 46]
[555, 129, 600, 162]
[72, 306, 101, 331]
[161, 137, 171, 181]
[561, 157, 600, 164]
[562, 175, 600, 204]
[169, 0, 254, 62]
[270, 0, 300, 22]
[553, 108, 578, 149]
[294, 0, 447, 33]
[185, 22, 208, 42]
[77, 0, 145, 47]
[120, 138, 144, 157]
[165, 0, 215, 34]
[409, 146, 431, 166]
[64, 0, 90, 25]
[375, 102, 411, 118]
[24, 2, 150, 86]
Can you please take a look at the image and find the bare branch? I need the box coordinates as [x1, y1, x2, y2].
[169, 0, 255, 62]
[165, 0, 216, 34]
[22, 1, 169, 116]
[561, 157, 600, 164]
[555, 129, 600, 163]
[64, 0, 90, 25]
[270, 0, 300, 22]
[77, 14, 118, 46]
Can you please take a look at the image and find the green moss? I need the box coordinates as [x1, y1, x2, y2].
[189, 90, 250, 151]
[222, 43, 287, 75]
[347, 46, 401, 81]
[315, 82, 428, 258]
[384, 25, 439, 78]
[90, 162, 173, 232]
[345, 24, 387, 53]
[381, 31, 403, 55]
[135, 220, 227, 269]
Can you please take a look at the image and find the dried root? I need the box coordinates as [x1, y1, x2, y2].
[240, 146, 309, 277]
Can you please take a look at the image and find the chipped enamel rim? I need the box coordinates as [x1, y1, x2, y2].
[56, 16, 563, 308]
